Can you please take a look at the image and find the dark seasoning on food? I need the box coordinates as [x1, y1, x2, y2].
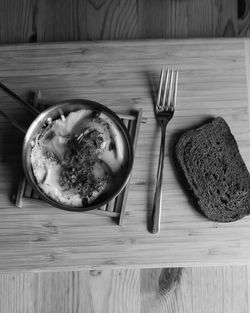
[175, 117, 250, 222]
[59, 116, 112, 206]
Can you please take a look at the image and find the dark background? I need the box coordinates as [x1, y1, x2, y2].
[0, 0, 249, 44]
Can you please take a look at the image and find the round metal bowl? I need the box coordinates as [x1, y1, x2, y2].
[22, 99, 134, 212]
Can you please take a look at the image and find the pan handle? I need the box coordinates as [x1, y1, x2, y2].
[0, 82, 39, 116]
[0, 109, 27, 133]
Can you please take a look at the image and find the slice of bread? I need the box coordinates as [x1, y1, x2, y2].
[175, 117, 250, 222]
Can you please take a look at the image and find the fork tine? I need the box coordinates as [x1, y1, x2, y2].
[156, 69, 165, 111]
[166, 69, 174, 110]
[156, 68, 178, 112]
[162, 69, 170, 110]
[172, 70, 179, 111]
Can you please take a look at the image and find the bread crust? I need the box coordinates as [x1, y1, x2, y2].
[175, 117, 250, 222]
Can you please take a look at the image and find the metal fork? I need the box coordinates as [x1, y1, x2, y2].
[151, 68, 178, 234]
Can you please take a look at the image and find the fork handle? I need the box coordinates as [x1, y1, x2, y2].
[151, 122, 167, 234]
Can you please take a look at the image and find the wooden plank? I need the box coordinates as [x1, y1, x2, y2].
[137, 0, 238, 38]
[34, 271, 76, 313]
[0, 0, 34, 44]
[141, 266, 249, 313]
[247, 264, 250, 313]
[36, 0, 138, 42]
[0, 269, 140, 313]
[0, 266, 248, 313]
[37, 0, 237, 40]
[0, 39, 250, 271]
[36, 0, 81, 42]
[0, 0, 239, 44]
[79, 269, 140, 313]
[245, 39, 250, 124]
[0, 272, 35, 313]
[239, 0, 250, 36]
[80, 0, 138, 40]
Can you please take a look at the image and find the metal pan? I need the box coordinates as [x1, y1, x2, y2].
[21, 99, 134, 212]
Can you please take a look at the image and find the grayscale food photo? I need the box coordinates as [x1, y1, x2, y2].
[0, 2, 250, 313]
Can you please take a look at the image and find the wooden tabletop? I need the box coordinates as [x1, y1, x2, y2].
[0, 38, 250, 272]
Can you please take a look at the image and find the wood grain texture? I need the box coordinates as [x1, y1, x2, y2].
[36, 0, 138, 42]
[36, 0, 81, 42]
[82, 0, 138, 40]
[0, 39, 250, 271]
[138, 0, 238, 38]
[141, 266, 249, 313]
[35, 0, 239, 40]
[0, 266, 248, 313]
[239, 0, 250, 36]
[0, 0, 34, 44]
[0, 269, 140, 313]
[0, 0, 241, 43]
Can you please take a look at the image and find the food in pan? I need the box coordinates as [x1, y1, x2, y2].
[30, 109, 128, 207]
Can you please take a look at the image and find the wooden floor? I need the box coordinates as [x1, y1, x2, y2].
[0, 266, 248, 313]
[1, 0, 250, 312]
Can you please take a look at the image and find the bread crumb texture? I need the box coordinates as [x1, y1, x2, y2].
[175, 117, 250, 222]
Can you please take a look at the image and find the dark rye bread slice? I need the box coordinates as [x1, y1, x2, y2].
[175, 117, 250, 222]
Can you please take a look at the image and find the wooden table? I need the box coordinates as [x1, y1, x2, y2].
[0, 38, 250, 272]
